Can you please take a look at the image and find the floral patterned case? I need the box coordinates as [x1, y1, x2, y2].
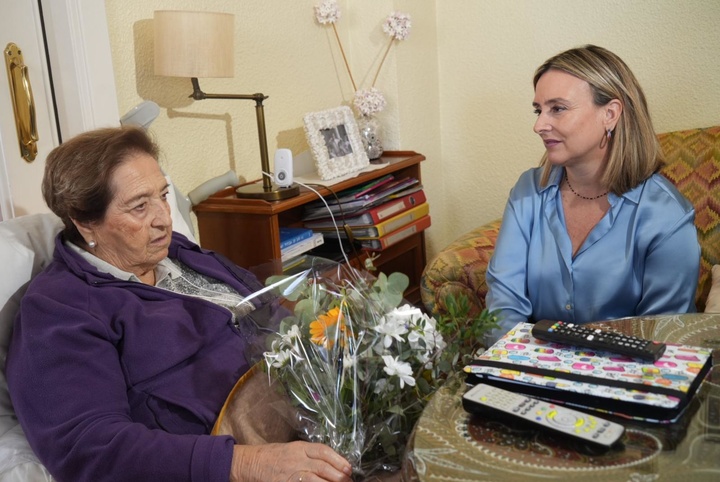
[464, 322, 712, 422]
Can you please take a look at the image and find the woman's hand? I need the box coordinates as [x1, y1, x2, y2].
[230, 441, 353, 482]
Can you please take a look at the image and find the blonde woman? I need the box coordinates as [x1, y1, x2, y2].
[485, 45, 700, 341]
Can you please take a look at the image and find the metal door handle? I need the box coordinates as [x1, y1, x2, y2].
[4, 42, 38, 162]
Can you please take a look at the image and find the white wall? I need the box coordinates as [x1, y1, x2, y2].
[435, 0, 720, 250]
[104, 0, 720, 259]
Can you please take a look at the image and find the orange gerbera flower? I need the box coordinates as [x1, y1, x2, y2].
[309, 307, 346, 349]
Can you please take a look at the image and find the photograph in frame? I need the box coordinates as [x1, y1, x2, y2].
[303, 106, 370, 181]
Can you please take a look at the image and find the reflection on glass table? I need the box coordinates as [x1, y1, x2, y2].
[401, 313, 720, 482]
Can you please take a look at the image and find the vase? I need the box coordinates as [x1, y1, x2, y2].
[356, 115, 384, 160]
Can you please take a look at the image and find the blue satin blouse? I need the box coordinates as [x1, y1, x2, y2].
[485, 166, 700, 342]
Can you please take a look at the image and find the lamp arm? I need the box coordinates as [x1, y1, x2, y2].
[189, 77, 272, 191]
[190, 78, 267, 103]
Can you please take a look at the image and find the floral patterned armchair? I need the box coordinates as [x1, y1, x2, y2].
[421, 125, 720, 318]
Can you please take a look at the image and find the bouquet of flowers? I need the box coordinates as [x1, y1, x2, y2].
[261, 257, 499, 477]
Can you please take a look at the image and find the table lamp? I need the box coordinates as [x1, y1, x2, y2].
[153, 10, 299, 200]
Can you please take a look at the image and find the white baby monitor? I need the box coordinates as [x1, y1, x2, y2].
[274, 148, 294, 188]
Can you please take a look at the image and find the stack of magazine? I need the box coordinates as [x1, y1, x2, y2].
[301, 174, 431, 252]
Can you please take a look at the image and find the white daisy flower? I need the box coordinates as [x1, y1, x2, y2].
[382, 355, 416, 388]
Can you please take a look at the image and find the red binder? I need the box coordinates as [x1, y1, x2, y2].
[361, 215, 431, 251]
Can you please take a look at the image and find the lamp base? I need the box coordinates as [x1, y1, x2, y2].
[235, 183, 300, 201]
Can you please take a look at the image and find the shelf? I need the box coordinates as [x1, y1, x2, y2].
[193, 151, 428, 304]
[196, 152, 424, 214]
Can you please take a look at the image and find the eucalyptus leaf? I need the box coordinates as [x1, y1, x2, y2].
[374, 272, 389, 291]
[294, 298, 319, 323]
[387, 272, 409, 294]
[279, 317, 296, 333]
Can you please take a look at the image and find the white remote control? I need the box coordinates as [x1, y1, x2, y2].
[462, 383, 625, 452]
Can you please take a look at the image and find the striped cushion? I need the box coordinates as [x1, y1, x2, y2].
[659, 125, 720, 310]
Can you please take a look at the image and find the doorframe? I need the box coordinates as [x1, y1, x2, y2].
[0, 150, 11, 222]
[40, 0, 119, 139]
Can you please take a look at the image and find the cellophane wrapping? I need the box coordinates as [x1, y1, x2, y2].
[260, 256, 446, 478]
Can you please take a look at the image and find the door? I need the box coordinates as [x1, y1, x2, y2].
[0, 0, 119, 220]
[0, 0, 58, 219]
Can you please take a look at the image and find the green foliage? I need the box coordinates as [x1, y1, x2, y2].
[435, 293, 501, 369]
[368, 272, 409, 312]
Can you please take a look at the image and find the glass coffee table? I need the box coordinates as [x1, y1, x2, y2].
[401, 314, 720, 481]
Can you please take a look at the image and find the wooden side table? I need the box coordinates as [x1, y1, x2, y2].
[193, 151, 428, 304]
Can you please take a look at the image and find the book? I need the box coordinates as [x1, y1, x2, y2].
[279, 227, 314, 249]
[350, 174, 395, 200]
[304, 174, 395, 209]
[302, 177, 420, 221]
[304, 190, 428, 229]
[464, 322, 713, 422]
[281, 232, 324, 262]
[324, 174, 396, 205]
[361, 215, 431, 251]
[319, 203, 430, 240]
[282, 254, 310, 273]
[305, 237, 363, 263]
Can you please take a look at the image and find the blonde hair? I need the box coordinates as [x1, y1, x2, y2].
[534, 45, 663, 193]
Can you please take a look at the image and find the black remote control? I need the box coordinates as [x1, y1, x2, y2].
[462, 383, 625, 452]
[531, 319, 666, 362]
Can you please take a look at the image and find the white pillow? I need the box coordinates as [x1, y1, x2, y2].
[0, 213, 62, 381]
[166, 175, 197, 243]
[0, 213, 61, 480]
[705, 265, 720, 313]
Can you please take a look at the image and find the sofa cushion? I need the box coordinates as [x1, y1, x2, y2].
[659, 125, 720, 311]
[420, 219, 501, 315]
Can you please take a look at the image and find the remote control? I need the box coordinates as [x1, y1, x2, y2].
[462, 383, 625, 452]
[531, 319, 666, 362]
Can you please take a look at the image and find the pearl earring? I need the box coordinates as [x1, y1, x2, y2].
[88, 240, 97, 248]
[600, 128, 613, 149]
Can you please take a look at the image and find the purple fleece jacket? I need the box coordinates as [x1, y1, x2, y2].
[6, 232, 274, 481]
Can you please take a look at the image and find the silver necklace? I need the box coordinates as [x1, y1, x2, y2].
[564, 173, 608, 200]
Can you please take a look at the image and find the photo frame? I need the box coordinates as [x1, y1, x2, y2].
[303, 106, 370, 181]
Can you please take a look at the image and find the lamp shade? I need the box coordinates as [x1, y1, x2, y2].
[154, 10, 234, 78]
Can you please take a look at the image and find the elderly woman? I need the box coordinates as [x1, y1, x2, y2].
[485, 45, 700, 340]
[6, 126, 352, 482]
